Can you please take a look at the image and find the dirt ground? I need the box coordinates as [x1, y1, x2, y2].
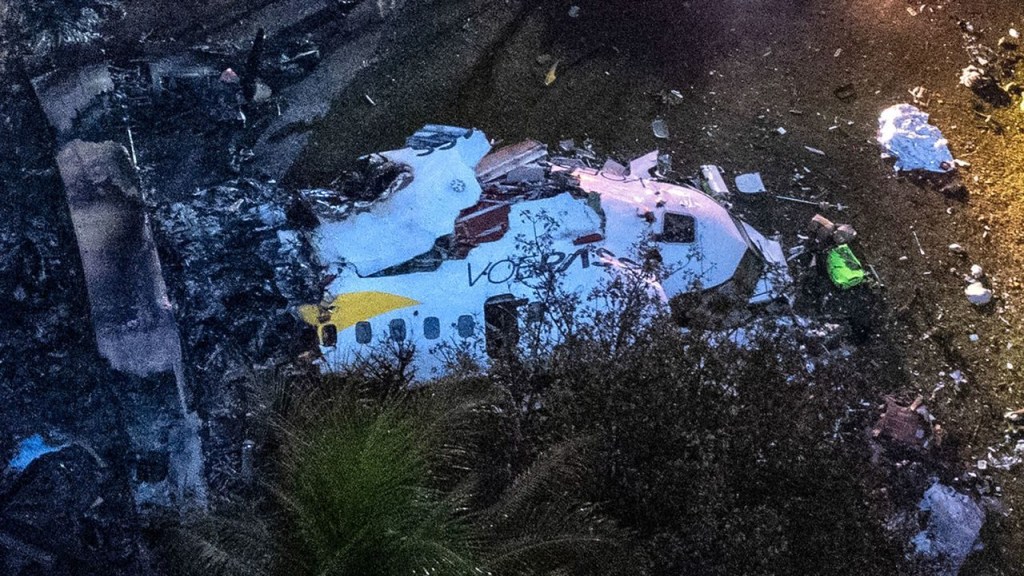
[282, 0, 1024, 571]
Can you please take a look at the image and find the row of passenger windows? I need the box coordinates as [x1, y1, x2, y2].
[323, 315, 477, 346]
[319, 297, 545, 350]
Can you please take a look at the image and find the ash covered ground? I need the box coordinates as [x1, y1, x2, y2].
[3, 0, 1024, 574]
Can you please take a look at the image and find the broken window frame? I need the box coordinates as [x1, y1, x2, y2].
[660, 212, 697, 243]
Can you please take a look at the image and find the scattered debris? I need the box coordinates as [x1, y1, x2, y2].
[965, 282, 993, 306]
[629, 151, 660, 178]
[807, 214, 857, 248]
[476, 139, 548, 183]
[31, 65, 114, 135]
[775, 195, 847, 211]
[734, 172, 766, 194]
[660, 89, 684, 106]
[826, 244, 866, 289]
[700, 165, 729, 197]
[602, 158, 628, 178]
[544, 59, 560, 86]
[909, 85, 931, 106]
[8, 434, 68, 472]
[804, 146, 826, 156]
[911, 483, 985, 576]
[912, 230, 925, 256]
[568, 5, 580, 18]
[651, 117, 670, 139]
[872, 395, 936, 451]
[877, 104, 955, 173]
[948, 243, 966, 254]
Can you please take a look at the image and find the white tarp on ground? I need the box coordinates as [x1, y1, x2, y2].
[315, 128, 490, 276]
[911, 483, 985, 576]
[877, 103, 955, 173]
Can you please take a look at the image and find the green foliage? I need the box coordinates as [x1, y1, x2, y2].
[278, 398, 478, 576]
[162, 373, 623, 576]
[535, 318, 906, 575]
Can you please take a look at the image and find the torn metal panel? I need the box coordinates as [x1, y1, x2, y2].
[57, 140, 181, 377]
[31, 65, 113, 136]
[454, 198, 512, 254]
[475, 139, 548, 183]
[56, 139, 208, 511]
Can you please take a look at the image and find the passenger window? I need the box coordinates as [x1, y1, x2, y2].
[321, 323, 338, 347]
[662, 213, 696, 243]
[457, 315, 475, 338]
[424, 316, 440, 340]
[389, 319, 407, 341]
[355, 321, 372, 344]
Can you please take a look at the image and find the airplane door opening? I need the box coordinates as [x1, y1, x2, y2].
[484, 294, 526, 358]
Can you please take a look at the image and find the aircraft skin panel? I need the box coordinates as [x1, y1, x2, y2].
[302, 129, 791, 377]
[298, 291, 421, 331]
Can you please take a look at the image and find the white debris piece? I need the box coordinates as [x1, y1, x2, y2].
[949, 370, 967, 386]
[315, 127, 490, 276]
[970, 264, 984, 279]
[948, 243, 965, 254]
[877, 104, 955, 173]
[959, 65, 986, 89]
[735, 172, 767, 194]
[628, 150, 660, 179]
[700, 165, 730, 197]
[651, 118, 670, 139]
[911, 483, 985, 576]
[965, 282, 993, 306]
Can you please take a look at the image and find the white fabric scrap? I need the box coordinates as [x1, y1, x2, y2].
[877, 104, 955, 173]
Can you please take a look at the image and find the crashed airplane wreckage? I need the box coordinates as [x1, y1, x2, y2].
[300, 125, 789, 377]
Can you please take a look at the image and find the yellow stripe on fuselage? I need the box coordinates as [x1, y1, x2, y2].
[298, 291, 420, 332]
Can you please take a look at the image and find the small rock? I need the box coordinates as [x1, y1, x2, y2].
[965, 281, 993, 306]
[948, 243, 965, 254]
[970, 264, 984, 279]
